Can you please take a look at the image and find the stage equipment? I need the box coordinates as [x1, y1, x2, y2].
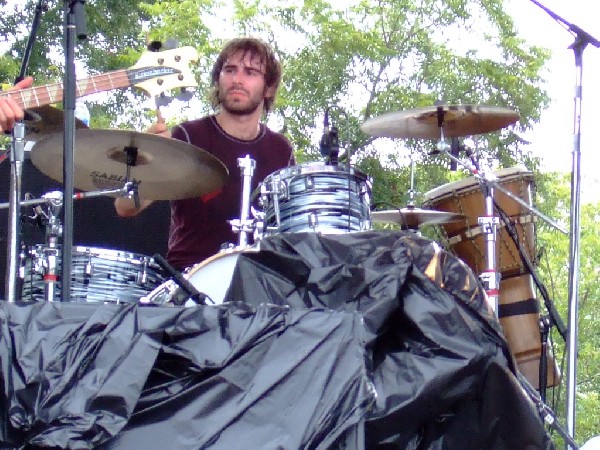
[30, 129, 228, 201]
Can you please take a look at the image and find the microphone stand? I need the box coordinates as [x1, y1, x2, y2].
[61, 0, 87, 302]
[527, 2, 600, 447]
[4, 0, 48, 302]
[452, 139, 568, 343]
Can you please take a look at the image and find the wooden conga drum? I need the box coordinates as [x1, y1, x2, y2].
[423, 167, 560, 389]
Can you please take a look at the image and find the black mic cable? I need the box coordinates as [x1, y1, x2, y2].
[319, 106, 331, 158]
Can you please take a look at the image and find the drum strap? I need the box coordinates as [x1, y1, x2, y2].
[497, 297, 540, 318]
[446, 213, 536, 245]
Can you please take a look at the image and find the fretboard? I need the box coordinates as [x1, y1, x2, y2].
[0, 69, 132, 109]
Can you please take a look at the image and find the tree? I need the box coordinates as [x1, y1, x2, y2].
[535, 172, 600, 446]
[110, 0, 550, 207]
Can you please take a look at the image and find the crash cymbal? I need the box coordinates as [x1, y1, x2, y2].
[371, 207, 467, 229]
[361, 105, 519, 139]
[24, 105, 89, 140]
[30, 129, 228, 200]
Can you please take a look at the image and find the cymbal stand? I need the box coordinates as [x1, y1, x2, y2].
[2, 184, 136, 302]
[229, 155, 256, 247]
[407, 150, 417, 207]
[435, 118, 500, 310]
[4, 0, 49, 302]
[0, 183, 137, 211]
[4, 122, 26, 302]
[478, 173, 501, 312]
[434, 114, 567, 236]
[37, 191, 62, 302]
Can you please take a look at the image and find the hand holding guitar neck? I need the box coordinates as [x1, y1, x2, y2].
[0, 76, 33, 133]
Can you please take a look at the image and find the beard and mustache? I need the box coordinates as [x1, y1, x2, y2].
[218, 86, 267, 116]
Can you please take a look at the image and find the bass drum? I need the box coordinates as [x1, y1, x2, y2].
[142, 247, 258, 306]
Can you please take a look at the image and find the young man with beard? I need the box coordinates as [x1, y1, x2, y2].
[115, 37, 295, 271]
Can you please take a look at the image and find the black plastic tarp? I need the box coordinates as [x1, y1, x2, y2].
[0, 231, 554, 449]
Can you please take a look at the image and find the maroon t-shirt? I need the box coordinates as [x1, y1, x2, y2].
[166, 116, 294, 270]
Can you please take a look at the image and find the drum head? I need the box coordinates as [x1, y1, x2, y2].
[142, 246, 259, 306]
[423, 166, 533, 204]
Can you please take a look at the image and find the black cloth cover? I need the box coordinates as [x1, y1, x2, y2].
[0, 231, 554, 449]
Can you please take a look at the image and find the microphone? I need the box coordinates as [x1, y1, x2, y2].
[319, 107, 331, 157]
[328, 125, 340, 165]
[152, 253, 211, 306]
[450, 137, 460, 171]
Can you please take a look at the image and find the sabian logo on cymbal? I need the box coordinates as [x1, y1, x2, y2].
[90, 171, 141, 190]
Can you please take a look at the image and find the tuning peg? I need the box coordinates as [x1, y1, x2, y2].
[155, 93, 173, 107]
[176, 88, 194, 102]
[147, 40, 163, 52]
[164, 38, 179, 50]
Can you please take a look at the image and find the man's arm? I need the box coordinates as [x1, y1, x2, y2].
[114, 115, 171, 217]
[114, 197, 155, 217]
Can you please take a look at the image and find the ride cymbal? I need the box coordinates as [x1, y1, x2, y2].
[30, 129, 228, 200]
[24, 105, 89, 140]
[361, 105, 519, 139]
[371, 207, 467, 229]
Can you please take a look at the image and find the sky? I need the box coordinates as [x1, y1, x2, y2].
[506, 0, 600, 199]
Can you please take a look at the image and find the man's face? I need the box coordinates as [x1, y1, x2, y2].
[217, 51, 273, 115]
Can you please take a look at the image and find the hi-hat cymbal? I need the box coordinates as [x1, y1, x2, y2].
[30, 129, 228, 200]
[361, 105, 519, 139]
[24, 106, 89, 140]
[371, 208, 467, 229]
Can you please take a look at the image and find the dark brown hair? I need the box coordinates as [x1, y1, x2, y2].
[209, 37, 282, 113]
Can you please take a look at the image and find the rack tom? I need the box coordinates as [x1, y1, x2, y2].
[257, 162, 372, 235]
[21, 246, 166, 303]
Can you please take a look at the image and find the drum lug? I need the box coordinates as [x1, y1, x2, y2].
[309, 212, 319, 230]
[137, 258, 149, 285]
[84, 251, 94, 278]
[304, 175, 315, 191]
[18, 246, 28, 279]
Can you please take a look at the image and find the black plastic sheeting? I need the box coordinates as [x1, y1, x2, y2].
[0, 231, 554, 449]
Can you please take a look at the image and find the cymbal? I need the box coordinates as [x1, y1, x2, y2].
[361, 105, 519, 139]
[30, 129, 228, 201]
[24, 106, 89, 141]
[371, 208, 467, 229]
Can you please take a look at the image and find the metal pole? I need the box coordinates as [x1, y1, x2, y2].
[565, 42, 585, 449]
[4, 123, 26, 302]
[237, 155, 256, 247]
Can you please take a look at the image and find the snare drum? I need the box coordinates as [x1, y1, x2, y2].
[257, 163, 372, 235]
[142, 246, 257, 306]
[21, 246, 166, 303]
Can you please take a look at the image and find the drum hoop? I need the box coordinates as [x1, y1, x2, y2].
[263, 162, 369, 182]
[423, 167, 534, 203]
[30, 245, 160, 268]
[72, 246, 157, 265]
[446, 213, 537, 245]
[185, 246, 259, 277]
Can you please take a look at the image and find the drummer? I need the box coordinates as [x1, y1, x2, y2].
[115, 37, 295, 271]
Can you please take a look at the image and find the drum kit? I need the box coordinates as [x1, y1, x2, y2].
[2, 102, 563, 392]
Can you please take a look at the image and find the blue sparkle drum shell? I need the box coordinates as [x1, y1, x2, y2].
[257, 163, 372, 236]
